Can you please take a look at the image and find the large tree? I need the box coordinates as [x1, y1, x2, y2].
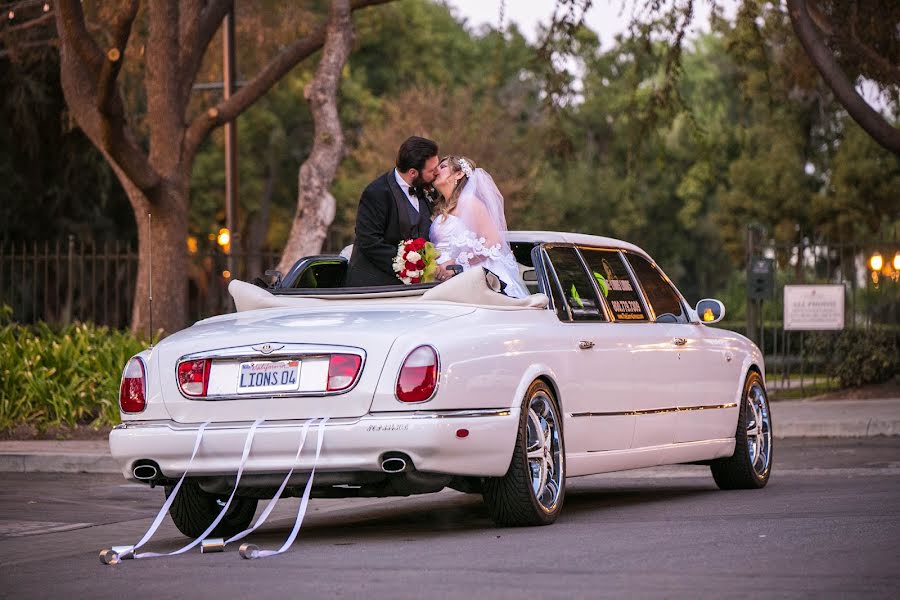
[53, 0, 391, 335]
[276, 0, 354, 274]
[621, 0, 899, 155]
[785, 0, 900, 155]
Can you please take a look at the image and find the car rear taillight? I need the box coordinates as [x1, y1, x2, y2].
[177, 359, 211, 397]
[119, 357, 147, 413]
[396, 345, 438, 402]
[327, 354, 362, 391]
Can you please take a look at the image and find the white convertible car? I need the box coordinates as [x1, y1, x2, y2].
[111, 232, 772, 537]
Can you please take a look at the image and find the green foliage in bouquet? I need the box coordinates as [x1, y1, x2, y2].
[421, 241, 440, 283]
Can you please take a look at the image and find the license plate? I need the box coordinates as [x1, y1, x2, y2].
[237, 360, 300, 394]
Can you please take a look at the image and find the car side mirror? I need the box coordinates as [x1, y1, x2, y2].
[695, 299, 725, 324]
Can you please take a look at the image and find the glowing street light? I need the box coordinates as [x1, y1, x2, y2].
[894, 252, 900, 271]
[216, 228, 231, 247]
[869, 252, 883, 272]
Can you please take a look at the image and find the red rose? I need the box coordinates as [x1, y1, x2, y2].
[415, 260, 425, 269]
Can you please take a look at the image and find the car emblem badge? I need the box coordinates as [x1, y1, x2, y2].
[252, 343, 283, 355]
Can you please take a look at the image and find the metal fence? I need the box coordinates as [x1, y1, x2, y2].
[742, 236, 900, 395]
[0, 233, 351, 328]
[1, 238, 138, 329]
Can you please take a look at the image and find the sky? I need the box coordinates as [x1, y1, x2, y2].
[443, 0, 724, 49]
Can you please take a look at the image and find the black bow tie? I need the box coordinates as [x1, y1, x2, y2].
[408, 186, 417, 197]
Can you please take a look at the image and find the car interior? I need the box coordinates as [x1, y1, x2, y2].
[274, 242, 542, 296]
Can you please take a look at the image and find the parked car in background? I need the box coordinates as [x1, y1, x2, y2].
[111, 231, 772, 537]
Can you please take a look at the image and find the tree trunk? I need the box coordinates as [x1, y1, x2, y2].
[244, 136, 278, 281]
[277, 0, 354, 275]
[122, 177, 190, 338]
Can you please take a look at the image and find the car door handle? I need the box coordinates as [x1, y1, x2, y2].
[673, 337, 687, 346]
[578, 340, 594, 350]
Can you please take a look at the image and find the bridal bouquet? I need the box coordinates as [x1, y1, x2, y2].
[392, 237, 439, 284]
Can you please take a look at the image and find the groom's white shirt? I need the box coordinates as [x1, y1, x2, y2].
[394, 169, 420, 212]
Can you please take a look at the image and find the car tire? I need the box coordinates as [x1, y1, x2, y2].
[482, 380, 565, 526]
[164, 480, 258, 539]
[710, 371, 773, 490]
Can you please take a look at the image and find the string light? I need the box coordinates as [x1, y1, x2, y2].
[2, 0, 54, 20]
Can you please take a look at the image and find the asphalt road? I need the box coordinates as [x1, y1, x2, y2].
[1, 439, 899, 599]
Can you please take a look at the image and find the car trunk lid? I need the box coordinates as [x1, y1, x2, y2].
[153, 303, 473, 423]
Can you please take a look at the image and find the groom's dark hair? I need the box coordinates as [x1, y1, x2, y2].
[396, 136, 438, 173]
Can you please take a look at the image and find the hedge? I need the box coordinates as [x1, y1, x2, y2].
[0, 306, 147, 429]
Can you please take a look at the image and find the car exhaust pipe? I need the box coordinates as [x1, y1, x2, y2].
[132, 462, 159, 481]
[381, 457, 407, 473]
[380, 452, 411, 473]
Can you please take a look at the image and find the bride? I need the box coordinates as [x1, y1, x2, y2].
[430, 156, 529, 298]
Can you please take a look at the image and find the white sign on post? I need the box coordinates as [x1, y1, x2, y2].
[783, 285, 845, 331]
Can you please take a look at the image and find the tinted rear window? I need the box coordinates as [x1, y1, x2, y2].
[580, 249, 648, 321]
[546, 247, 606, 321]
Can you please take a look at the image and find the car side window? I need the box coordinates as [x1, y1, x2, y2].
[545, 247, 606, 321]
[625, 253, 688, 324]
[580, 249, 648, 322]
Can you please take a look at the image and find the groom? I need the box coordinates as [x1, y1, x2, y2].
[345, 136, 439, 287]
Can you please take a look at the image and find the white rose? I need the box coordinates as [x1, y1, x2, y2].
[406, 269, 422, 279]
[406, 250, 422, 263]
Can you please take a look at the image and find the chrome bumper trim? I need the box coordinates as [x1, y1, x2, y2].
[113, 409, 513, 431]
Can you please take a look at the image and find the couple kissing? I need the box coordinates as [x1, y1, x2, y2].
[344, 136, 527, 298]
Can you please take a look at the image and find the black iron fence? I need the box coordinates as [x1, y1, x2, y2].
[0, 233, 351, 328]
[1, 238, 138, 329]
[3, 234, 898, 394]
[737, 236, 900, 395]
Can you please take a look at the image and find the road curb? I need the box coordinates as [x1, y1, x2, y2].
[770, 398, 900, 440]
[2, 398, 898, 473]
[0, 452, 119, 474]
[775, 419, 900, 438]
[3, 429, 899, 474]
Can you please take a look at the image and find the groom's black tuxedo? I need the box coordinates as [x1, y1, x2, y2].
[345, 171, 433, 287]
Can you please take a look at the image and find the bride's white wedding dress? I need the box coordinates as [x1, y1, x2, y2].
[430, 169, 528, 299]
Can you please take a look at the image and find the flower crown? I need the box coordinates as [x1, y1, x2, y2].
[458, 158, 473, 178]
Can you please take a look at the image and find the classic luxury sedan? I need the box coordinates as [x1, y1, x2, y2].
[111, 231, 772, 537]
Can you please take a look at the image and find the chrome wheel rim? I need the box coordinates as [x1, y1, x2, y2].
[525, 391, 563, 512]
[745, 381, 772, 479]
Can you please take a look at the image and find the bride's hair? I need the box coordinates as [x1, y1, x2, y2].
[434, 155, 476, 218]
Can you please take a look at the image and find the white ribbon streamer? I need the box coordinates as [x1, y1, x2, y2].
[225, 418, 316, 545]
[134, 418, 264, 559]
[110, 420, 210, 560]
[244, 418, 328, 559]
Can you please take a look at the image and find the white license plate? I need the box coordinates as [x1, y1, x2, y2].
[237, 360, 300, 394]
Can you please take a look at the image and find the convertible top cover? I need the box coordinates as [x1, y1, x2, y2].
[229, 267, 549, 312]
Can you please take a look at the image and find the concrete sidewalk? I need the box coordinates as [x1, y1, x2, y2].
[1, 397, 899, 474]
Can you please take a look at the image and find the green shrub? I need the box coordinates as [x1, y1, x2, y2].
[829, 327, 898, 388]
[0, 308, 147, 429]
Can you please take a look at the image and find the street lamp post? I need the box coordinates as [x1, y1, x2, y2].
[223, 7, 238, 278]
